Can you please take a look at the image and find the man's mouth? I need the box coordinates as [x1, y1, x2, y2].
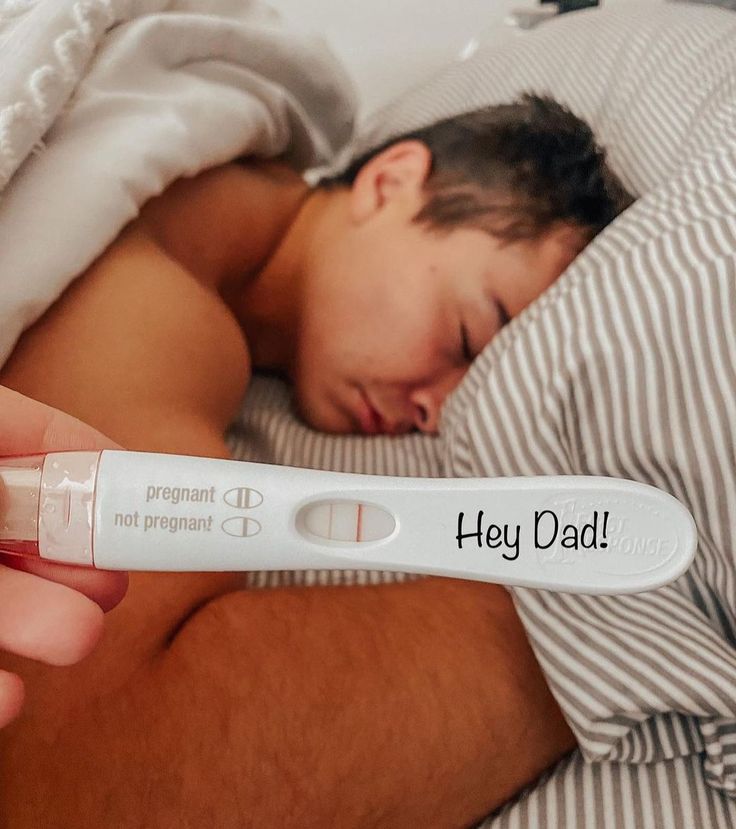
[358, 390, 384, 434]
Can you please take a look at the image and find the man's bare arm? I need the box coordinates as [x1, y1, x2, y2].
[1, 572, 574, 828]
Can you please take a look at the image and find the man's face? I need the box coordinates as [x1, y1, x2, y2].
[289, 142, 582, 435]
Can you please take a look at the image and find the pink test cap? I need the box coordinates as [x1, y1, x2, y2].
[0, 451, 101, 566]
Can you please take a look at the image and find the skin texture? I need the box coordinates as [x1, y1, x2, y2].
[0, 388, 128, 728]
[0, 156, 578, 827]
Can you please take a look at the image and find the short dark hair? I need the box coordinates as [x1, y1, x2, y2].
[322, 93, 634, 244]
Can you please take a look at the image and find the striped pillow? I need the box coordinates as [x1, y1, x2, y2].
[434, 0, 736, 798]
[230, 3, 736, 824]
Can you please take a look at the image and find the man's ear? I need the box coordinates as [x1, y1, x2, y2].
[534, 221, 589, 274]
[348, 140, 433, 223]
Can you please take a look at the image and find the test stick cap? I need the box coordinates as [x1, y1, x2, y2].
[0, 452, 101, 566]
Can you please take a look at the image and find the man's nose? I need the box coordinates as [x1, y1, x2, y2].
[409, 366, 468, 434]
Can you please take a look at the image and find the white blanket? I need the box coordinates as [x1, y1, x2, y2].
[0, 0, 356, 367]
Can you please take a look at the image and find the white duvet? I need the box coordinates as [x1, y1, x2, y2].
[0, 0, 356, 368]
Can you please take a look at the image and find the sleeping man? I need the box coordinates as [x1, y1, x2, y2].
[0, 94, 632, 827]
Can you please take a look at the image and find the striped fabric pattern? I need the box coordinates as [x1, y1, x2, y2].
[228, 3, 736, 825]
[485, 754, 736, 828]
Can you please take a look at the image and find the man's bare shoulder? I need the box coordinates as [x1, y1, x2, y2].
[138, 163, 252, 224]
[134, 160, 307, 286]
[134, 163, 253, 270]
[1, 221, 252, 448]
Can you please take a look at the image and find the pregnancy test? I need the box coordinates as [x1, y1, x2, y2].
[0, 450, 696, 594]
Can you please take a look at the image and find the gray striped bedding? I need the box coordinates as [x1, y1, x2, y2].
[228, 3, 736, 826]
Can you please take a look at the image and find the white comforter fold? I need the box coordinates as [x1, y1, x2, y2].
[0, 0, 356, 367]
